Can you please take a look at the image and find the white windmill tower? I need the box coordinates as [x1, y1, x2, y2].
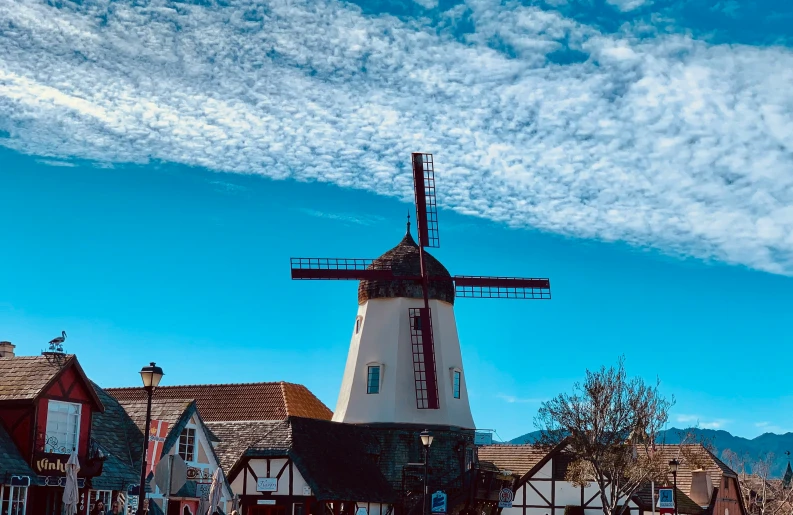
[290, 153, 552, 428]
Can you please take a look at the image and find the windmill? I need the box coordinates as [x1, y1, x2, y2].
[290, 153, 551, 412]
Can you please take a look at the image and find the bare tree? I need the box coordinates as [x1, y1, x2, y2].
[724, 451, 793, 515]
[534, 356, 674, 515]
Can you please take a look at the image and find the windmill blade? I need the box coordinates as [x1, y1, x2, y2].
[409, 307, 440, 410]
[411, 153, 440, 248]
[291, 257, 397, 280]
[454, 275, 552, 299]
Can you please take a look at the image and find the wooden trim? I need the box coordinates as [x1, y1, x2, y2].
[584, 489, 601, 507]
[247, 463, 259, 481]
[516, 441, 570, 488]
[244, 463, 248, 496]
[526, 481, 552, 506]
[551, 476, 555, 515]
[277, 460, 290, 479]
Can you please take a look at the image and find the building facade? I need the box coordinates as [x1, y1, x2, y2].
[0, 346, 141, 515]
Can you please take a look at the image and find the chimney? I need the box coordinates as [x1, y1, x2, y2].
[690, 470, 713, 506]
[0, 341, 15, 358]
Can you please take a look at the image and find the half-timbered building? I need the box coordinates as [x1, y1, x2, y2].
[478, 443, 707, 515]
[0, 346, 141, 515]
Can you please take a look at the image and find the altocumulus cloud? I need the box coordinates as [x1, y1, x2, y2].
[1, 0, 792, 274]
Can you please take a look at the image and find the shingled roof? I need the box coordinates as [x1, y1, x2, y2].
[358, 225, 455, 305]
[106, 382, 332, 422]
[89, 383, 143, 491]
[207, 417, 396, 503]
[0, 422, 35, 482]
[0, 354, 103, 410]
[647, 445, 737, 497]
[477, 444, 549, 476]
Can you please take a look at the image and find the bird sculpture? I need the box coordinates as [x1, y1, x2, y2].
[48, 331, 67, 353]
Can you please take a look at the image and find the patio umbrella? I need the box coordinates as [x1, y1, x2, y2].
[207, 468, 225, 515]
[63, 449, 81, 515]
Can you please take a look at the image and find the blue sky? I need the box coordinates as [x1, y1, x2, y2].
[1, 0, 792, 441]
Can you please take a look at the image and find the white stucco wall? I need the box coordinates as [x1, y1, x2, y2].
[333, 297, 475, 428]
[503, 455, 639, 515]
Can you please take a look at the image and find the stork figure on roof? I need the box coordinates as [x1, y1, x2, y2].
[290, 153, 551, 428]
[48, 331, 67, 353]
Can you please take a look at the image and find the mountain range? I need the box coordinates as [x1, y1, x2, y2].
[506, 428, 793, 478]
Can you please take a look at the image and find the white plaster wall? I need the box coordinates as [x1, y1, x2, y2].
[333, 297, 475, 428]
[233, 458, 310, 497]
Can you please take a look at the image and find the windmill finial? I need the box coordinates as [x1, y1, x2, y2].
[406, 211, 411, 234]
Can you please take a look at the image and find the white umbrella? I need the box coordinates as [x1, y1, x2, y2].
[207, 468, 225, 515]
[62, 450, 81, 515]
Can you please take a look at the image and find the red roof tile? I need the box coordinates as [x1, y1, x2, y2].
[105, 382, 332, 422]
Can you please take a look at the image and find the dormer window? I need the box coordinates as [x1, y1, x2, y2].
[367, 365, 381, 394]
[45, 400, 81, 453]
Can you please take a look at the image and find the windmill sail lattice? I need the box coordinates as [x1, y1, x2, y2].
[290, 152, 552, 412]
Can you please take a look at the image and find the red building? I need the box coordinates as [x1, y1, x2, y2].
[0, 343, 141, 515]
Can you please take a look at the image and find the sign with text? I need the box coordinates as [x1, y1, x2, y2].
[257, 477, 278, 492]
[431, 491, 447, 514]
[474, 432, 493, 446]
[658, 489, 675, 510]
[498, 488, 515, 508]
[147, 420, 170, 475]
[257, 500, 276, 505]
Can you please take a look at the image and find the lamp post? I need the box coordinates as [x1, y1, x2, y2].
[669, 459, 680, 515]
[137, 362, 164, 515]
[421, 430, 434, 515]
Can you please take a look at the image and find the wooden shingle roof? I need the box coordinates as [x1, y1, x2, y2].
[358, 228, 455, 305]
[648, 445, 737, 497]
[207, 417, 396, 503]
[0, 422, 35, 482]
[0, 354, 103, 410]
[0, 354, 75, 401]
[477, 444, 549, 476]
[106, 381, 332, 422]
[89, 383, 143, 491]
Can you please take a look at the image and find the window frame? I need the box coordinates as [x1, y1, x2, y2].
[45, 400, 82, 454]
[366, 364, 381, 394]
[450, 368, 462, 399]
[0, 484, 29, 515]
[178, 426, 197, 463]
[355, 316, 363, 335]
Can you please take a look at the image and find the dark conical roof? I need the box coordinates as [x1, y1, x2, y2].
[357, 225, 454, 305]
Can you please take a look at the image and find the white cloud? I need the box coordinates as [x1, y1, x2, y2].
[296, 208, 384, 226]
[497, 393, 544, 404]
[754, 421, 785, 434]
[605, 0, 651, 12]
[676, 414, 731, 430]
[1, 0, 792, 275]
[36, 159, 76, 167]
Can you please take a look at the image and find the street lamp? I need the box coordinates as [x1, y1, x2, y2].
[669, 459, 680, 515]
[137, 362, 164, 515]
[421, 430, 434, 515]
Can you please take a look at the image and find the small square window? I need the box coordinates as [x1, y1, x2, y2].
[367, 366, 380, 394]
[453, 371, 461, 399]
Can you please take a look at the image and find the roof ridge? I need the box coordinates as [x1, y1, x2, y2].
[105, 380, 296, 390]
[281, 382, 290, 416]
